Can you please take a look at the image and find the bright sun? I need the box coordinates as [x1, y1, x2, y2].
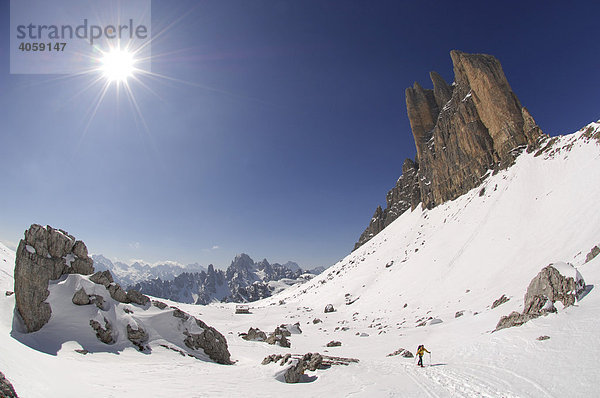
[100, 48, 136, 83]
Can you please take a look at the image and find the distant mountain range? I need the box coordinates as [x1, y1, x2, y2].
[91, 255, 207, 287]
[92, 253, 324, 304]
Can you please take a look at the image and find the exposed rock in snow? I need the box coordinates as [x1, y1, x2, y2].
[240, 327, 267, 342]
[14, 224, 94, 332]
[585, 245, 600, 263]
[496, 263, 585, 330]
[324, 304, 335, 313]
[72, 288, 90, 305]
[89, 270, 113, 287]
[89, 318, 115, 344]
[0, 371, 19, 398]
[387, 348, 414, 358]
[125, 289, 150, 306]
[126, 324, 149, 351]
[266, 327, 291, 348]
[283, 359, 306, 383]
[326, 340, 342, 347]
[491, 294, 509, 309]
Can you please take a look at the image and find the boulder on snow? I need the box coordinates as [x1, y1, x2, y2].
[326, 340, 342, 347]
[89, 294, 105, 310]
[496, 263, 585, 331]
[89, 270, 113, 287]
[585, 245, 600, 263]
[324, 304, 335, 313]
[262, 354, 283, 365]
[387, 348, 414, 358]
[312, 318, 322, 324]
[537, 335, 550, 341]
[280, 322, 302, 335]
[0, 371, 19, 398]
[241, 327, 268, 342]
[284, 359, 306, 383]
[491, 294, 509, 309]
[90, 317, 115, 344]
[283, 353, 323, 383]
[152, 300, 168, 310]
[127, 324, 149, 351]
[14, 224, 94, 332]
[72, 288, 90, 305]
[174, 308, 231, 365]
[107, 283, 130, 303]
[266, 327, 291, 348]
[126, 289, 150, 306]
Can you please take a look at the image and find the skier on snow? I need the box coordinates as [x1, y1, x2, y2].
[416, 345, 430, 367]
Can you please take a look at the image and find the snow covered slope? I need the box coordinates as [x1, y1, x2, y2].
[0, 122, 599, 397]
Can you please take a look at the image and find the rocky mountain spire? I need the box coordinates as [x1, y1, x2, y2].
[354, 50, 543, 250]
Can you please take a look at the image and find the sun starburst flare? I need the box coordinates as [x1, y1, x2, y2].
[100, 48, 136, 83]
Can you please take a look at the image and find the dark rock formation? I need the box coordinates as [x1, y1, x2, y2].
[127, 324, 149, 351]
[585, 245, 600, 263]
[354, 51, 543, 249]
[14, 224, 94, 332]
[90, 318, 115, 344]
[283, 353, 324, 383]
[496, 263, 585, 331]
[491, 294, 509, 309]
[72, 288, 90, 305]
[266, 327, 291, 348]
[173, 309, 232, 364]
[107, 284, 129, 303]
[89, 271, 113, 287]
[324, 304, 335, 313]
[284, 360, 306, 383]
[0, 371, 19, 398]
[241, 327, 268, 342]
[326, 340, 342, 347]
[387, 348, 414, 358]
[126, 289, 150, 306]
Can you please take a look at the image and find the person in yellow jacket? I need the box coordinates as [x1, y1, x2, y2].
[416, 345, 430, 367]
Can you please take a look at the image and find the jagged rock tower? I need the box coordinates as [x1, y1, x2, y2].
[354, 50, 543, 250]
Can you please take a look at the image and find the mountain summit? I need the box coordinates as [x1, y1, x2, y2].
[355, 50, 543, 250]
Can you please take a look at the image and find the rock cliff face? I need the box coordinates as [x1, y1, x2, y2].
[14, 224, 94, 332]
[355, 51, 543, 250]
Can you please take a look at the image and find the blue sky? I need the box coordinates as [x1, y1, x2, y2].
[1, 1, 599, 269]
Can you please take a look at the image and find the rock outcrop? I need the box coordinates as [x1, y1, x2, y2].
[496, 263, 585, 330]
[127, 324, 149, 351]
[354, 51, 543, 249]
[90, 318, 115, 344]
[14, 224, 94, 332]
[241, 327, 268, 342]
[0, 371, 19, 398]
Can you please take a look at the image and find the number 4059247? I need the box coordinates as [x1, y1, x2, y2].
[18, 42, 66, 52]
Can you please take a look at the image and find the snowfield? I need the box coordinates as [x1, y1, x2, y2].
[1, 122, 600, 397]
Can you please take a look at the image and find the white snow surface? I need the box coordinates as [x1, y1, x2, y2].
[1, 122, 600, 397]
